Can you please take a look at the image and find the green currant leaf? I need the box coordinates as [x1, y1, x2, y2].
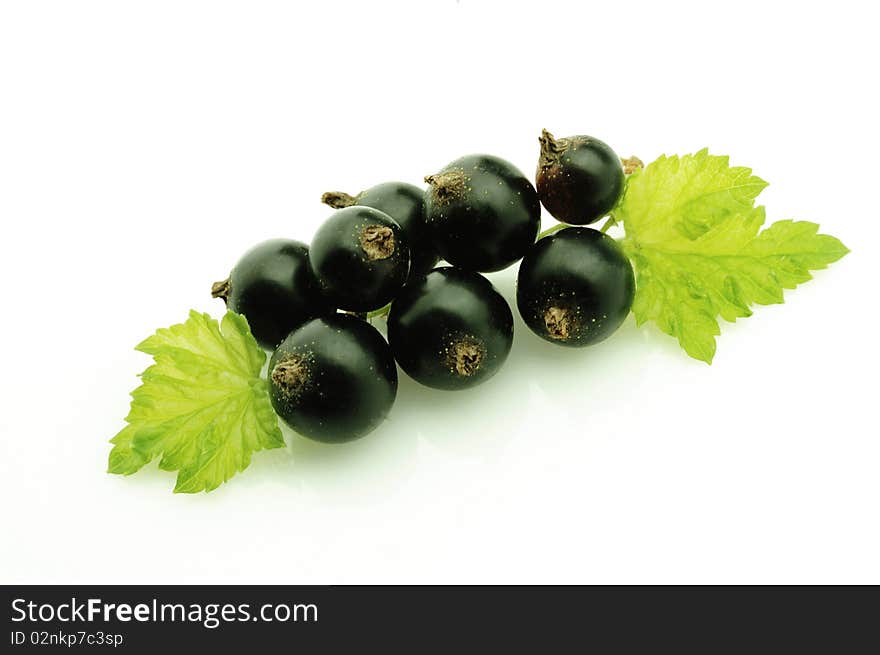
[617, 149, 768, 243]
[108, 310, 284, 493]
[618, 152, 849, 364]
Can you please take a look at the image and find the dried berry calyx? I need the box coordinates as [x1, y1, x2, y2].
[270, 355, 310, 398]
[448, 337, 485, 377]
[543, 306, 574, 341]
[359, 225, 396, 260]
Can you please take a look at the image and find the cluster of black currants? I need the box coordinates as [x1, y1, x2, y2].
[212, 131, 635, 444]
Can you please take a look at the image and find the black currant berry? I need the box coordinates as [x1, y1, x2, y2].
[309, 206, 411, 312]
[387, 267, 513, 390]
[536, 130, 625, 225]
[516, 227, 634, 347]
[268, 314, 398, 443]
[321, 182, 438, 278]
[424, 154, 540, 272]
[212, 239, 334, 350]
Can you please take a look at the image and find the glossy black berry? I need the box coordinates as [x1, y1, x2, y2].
[211, 239, 334, 350]
[321, 182, 438, 278]
[309, 206, 411, 312]
[268, 314, 398, 443]
[517, 227, 634, 347]
[424, 154, 541, 272]
[536, 130, 625, 225]
[387, 267, 513, 390]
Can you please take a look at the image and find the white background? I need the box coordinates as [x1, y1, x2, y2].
[1, 0, 877, 584]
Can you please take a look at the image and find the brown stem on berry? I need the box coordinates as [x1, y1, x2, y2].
[320, 191, 358, 209]
[621, 156, 644, 175]
[424, 169, 467, 204]
[538, 128, 566, 170]
[211, 277, 231, 303]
